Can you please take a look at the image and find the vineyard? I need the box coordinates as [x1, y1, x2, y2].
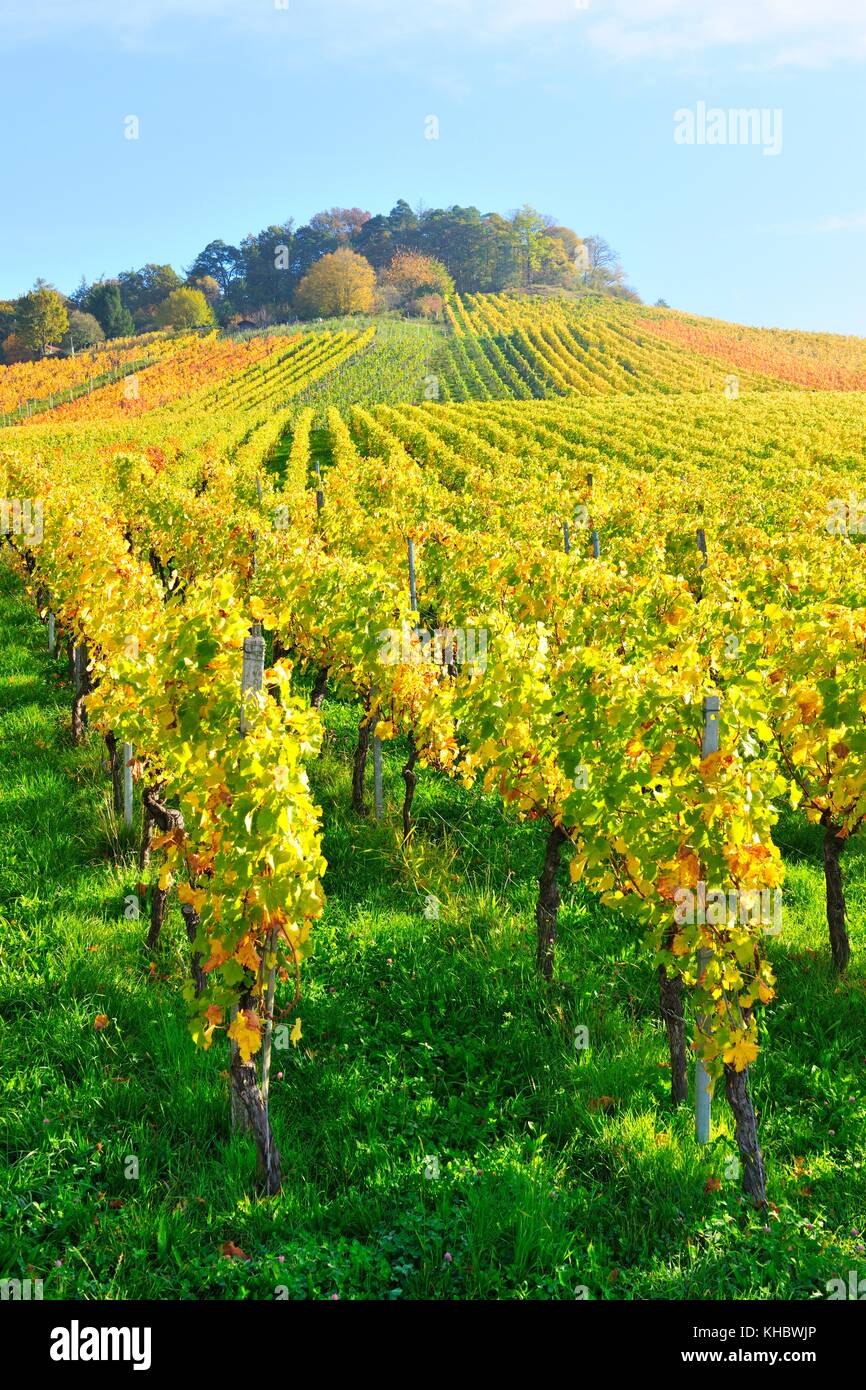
[1, 299, 864, 1300]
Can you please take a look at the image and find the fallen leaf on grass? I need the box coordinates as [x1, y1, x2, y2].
[588, 1095, 618, 1113]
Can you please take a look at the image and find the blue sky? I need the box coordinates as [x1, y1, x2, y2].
[2, 0, 865, 333]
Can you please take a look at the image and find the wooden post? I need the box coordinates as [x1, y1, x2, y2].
[695, 694, 719, 1145]
[47, 611, 55, 655]
[315, 462, 324, 513]
[240, 631, 265, 735]
[122, 743, 134, 828]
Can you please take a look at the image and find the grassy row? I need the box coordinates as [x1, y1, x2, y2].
[0, 553, 864, 1299]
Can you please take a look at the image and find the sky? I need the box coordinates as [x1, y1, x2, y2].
[1, 0, 865, 333]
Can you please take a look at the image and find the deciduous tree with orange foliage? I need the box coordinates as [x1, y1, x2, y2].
[294, 248, 376, 319]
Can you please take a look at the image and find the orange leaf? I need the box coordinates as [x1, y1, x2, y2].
[588, 1095, 618, 1113]
[221, 1241, 250, 1260]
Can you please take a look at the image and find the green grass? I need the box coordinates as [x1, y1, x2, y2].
[0, 552, 864, 1300]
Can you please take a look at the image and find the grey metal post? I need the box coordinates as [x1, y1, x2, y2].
[591, 529, 600, 559]
[47, 611, 55, 655]
[122, 743, 134, 828]
[563, 521, 571, 554]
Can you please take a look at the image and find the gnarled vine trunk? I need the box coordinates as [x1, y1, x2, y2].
[105, 731, 124, 817]
[402, 732, 418, 841]
[311, 666, 329, 712]
[822, 820, 850, 974]
[71, 645, 89, 745]
[724, 1061, 767, 1207]
[352, 703, 371, 816]
[142, 785, 184, 949]
[536, 825, 567, 981]
[658, 965, 688, 1105]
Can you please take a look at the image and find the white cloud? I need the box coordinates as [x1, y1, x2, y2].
[2, 0, 866, 69]
[583, 0, 866, 68]
[817, 212, 866, 232]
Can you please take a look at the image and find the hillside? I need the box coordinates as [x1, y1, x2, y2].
[1, 291, 865, 1303]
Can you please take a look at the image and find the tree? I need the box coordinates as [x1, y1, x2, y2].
[118, 264, 184, 329]
[69, 276, 92, 309]
[579, 236, 625, 292]
[544, 225, 581, 260]
[16, 283, 69, 357]
[85, 282, 135, 339]
[67, 310, 105, 351]
[379, 251, 454, 312]
[408, 293, 445, 320]
[3, 332, 31, 364]
[154, 288, 214, 331]
[0, 300, 16, 349]
[309, 207, 371, 242]
[189, 275, 221, 305]
[186, 240, 244, 298]
[294, 248, 376, 319]
[235, 224, 296, 315]
[509, 206, 557, 287]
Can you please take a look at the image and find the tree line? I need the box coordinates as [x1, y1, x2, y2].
[0, 200, 639, 362]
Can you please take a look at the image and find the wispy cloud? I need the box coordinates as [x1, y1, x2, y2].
[770, 211, 866, 235]
[2, 0, 866, 70]
[583, 1, 866, 69]
[817, 212, 866, 232]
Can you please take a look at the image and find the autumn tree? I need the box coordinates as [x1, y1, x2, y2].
[0, 300, 16, 350]
[2, 333, 31, 364]
[154, 287, 215, 331]
[189, 274, 221, 304]
[117, 263, 184, 329]
[16, 283, 69, 357]
[379, 251, 454, 313]
[67, 310, 105, 350]
[308, 207, 371, 242]
[294, 248, 376, 319]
